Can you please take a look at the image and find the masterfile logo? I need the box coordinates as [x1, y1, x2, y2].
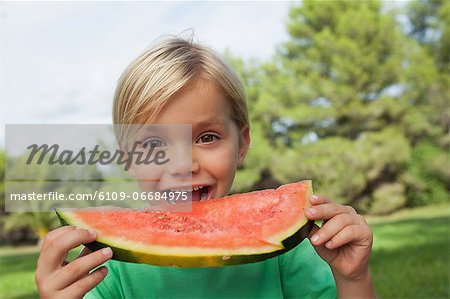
[5, 124, 193, 212]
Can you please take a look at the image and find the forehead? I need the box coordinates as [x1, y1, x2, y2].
[153, 79, 232, 125]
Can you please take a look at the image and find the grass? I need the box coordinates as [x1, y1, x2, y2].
[0, 249, 39, 299]
[368, 203, 449, 299]
[0, 204, 449, 299]
[0, 246, 81, 299]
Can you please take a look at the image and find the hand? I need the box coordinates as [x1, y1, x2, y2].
[305, 195, 373, 281]
[35, 226, 113, 299]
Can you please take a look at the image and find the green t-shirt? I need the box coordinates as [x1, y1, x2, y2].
[85, 240, 336, 299]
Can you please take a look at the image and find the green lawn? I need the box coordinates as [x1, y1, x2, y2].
[0, 246, 80, 299]
[0, 204, 449, 299]
[0, 248, 39, 299]
[368, 204, 449, 298]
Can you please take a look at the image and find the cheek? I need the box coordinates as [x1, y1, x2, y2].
[131, 164, 165, 191]
[198, 142, 240, 180]
[132, 163, 165, 178]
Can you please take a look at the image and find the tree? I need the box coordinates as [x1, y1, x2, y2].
[401, 0, 450, 205]
[407, 0, 450, 73]
[231, 0, 446, 213]
[406, 0, 449, 146]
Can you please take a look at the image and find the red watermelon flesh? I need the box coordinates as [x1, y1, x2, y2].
[56, 180, 313, 267]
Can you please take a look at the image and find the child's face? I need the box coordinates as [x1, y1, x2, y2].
[132, 78, 250, 201]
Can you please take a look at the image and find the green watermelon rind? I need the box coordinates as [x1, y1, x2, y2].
[55, 183, 314, 267]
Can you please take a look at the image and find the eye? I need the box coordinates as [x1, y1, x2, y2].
[196, 133, 219, 144]
[142, 137, 167, 148]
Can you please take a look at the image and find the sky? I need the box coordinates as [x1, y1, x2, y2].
[0, 1, 294, 144]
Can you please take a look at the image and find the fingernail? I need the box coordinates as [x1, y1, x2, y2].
[308, 208, 316, 215]
[311, 234, 320, 243]
[88, 229, 97, 238]
[310, 195, 319, 201]
[102, 247, 113, 256]
[325, 241, 332, 248]
[100, 267, 108, 274]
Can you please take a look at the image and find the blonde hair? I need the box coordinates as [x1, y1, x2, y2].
[113, 36, 249, 134]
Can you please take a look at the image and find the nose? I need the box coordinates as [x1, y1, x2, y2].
[167, 148, 199, 177]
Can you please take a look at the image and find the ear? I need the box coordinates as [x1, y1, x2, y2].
[238, 126, 250, 167]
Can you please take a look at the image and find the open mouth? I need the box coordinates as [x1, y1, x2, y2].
[161, 185, 212, 202]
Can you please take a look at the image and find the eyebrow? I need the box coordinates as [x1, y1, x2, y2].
[193, 118, 227, 129]
[143, 125, 170, 133]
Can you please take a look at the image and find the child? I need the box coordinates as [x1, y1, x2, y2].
[35, 37, 375, 298]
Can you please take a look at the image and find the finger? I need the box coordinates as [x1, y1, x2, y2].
[40, 226, 77, 259]
[308, 213, 355, 246]
[60, 247, 93, 283]
[307, 223, 320, 239]
[64, 266, 108, 298]
[53, 247, 113, 290]
[308, 195, 330, 206]
[323, 224, 371, 250]
[76, 246, 93, 260]
[63, 245, 92, 266]
[304, 202, 357, 221]
[44, 226, 78, 242]
[37, 227, 79, 275]
[307, 223, 338, 262]
[40, 228, 97, 271]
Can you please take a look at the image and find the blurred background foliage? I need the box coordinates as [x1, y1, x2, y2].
[231, 0, 449, 216]
[1, 153, 104, 245]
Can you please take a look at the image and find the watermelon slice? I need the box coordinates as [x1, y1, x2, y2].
[56, 180, 314, 267]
